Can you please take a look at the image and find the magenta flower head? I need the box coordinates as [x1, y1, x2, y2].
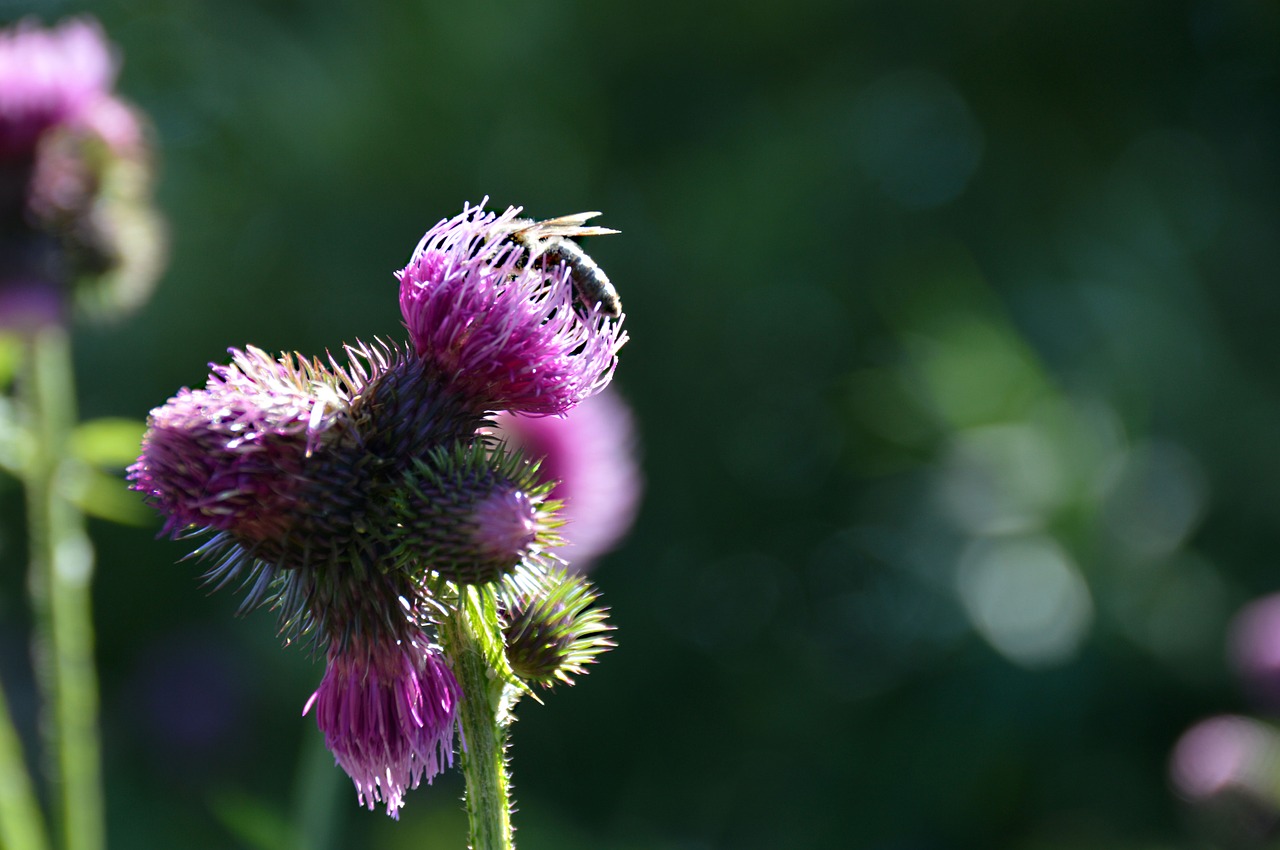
[1170, 714, 1280, 828]
[490, 388, 641, 569]
[128, 346, 362, 549]
[397, 202, 627, 416]
[304, 632, 460, 818]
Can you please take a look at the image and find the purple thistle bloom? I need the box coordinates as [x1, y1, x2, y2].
[304, 633, 461, 818]
[490, 388, 641, 569]
[128, 346, 351, 541]
[397, 202, 627, 416]
[0, 17, 117, 160]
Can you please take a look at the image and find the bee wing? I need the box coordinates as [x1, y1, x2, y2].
[515, 212, 620, 240]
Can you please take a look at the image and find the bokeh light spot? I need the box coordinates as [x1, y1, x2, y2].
[956, 535, 1093, 668]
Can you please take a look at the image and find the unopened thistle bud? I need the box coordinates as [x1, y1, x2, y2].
[304, 632, 460, 818]
[397, 202, 627, 416]
[386, 441, 562, 585]
[502, 569, 613, 687]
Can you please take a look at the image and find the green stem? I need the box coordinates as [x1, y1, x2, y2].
[21, 327, 103, 850]
[0, 679, 50, 850]
[440, 594, 516, 850]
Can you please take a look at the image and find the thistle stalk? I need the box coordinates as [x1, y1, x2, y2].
[440, 591, 516, 850]
[20, 326, 103, 850]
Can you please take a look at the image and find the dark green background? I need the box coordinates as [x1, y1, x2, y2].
[4, 0, 1280, 847]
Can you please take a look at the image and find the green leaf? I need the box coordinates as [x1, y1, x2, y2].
[0, 334, 19, 390]
[61, 465, 151, 526]
[70, 418, 145, 468]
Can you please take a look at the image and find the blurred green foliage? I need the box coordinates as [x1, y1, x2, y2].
[2, 0, 1279, 847]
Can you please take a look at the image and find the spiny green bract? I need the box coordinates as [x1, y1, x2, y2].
[501, 568, 614, 687]
[382, 440, 563, 586]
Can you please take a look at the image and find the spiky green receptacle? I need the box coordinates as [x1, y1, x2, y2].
[384, 440, 563, 586]
[501, 569, 613, 687]
[344, 339, 487, 465]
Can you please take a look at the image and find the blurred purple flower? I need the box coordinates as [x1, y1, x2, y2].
[1230, 593, 1280, 713]
[0, 17, 116, 159]
[397, 202, 626, 416]
[304, 633, 460, 818]
[0, 276, 61, 327]
[1170, 714, 1280, 814]
[490, 389, 641, 569]
[0, 16, 160, 328]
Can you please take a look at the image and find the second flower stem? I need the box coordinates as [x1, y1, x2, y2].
[22, 327, 103, 850]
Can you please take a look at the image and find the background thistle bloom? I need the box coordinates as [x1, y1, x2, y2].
[0, 18, 115, 159]
[490, 388, 642, 570]
[304, 633, 460, 818]
[0, 15, 164, 327]
[397, 202, 627, 416]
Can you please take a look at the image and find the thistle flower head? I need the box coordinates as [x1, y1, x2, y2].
[502, 569, 613, 687]
[304, 633, 460, 818]
[0, 17, 116, 159]
[397, 202, 627, 416]
[128, 346, 355, 542]
[490, 388, 641, 569]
